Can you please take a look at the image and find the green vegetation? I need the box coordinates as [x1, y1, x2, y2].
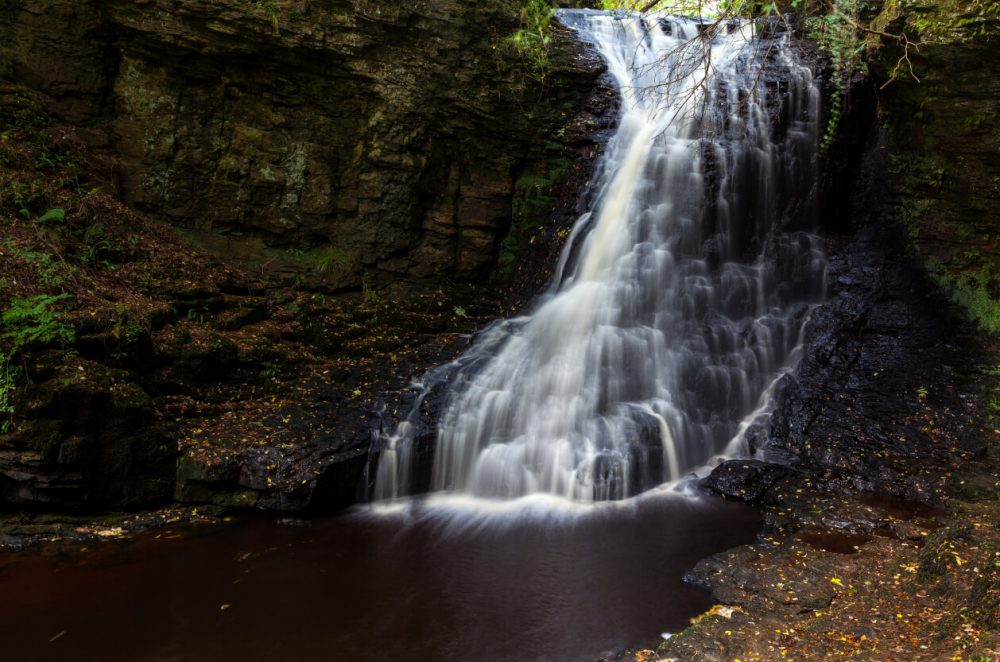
[932, 267, 1000, 335]
[249, 1, 282, 31]
[903, 0, 1000, 41]
[493, 0, 554, 84]
[496, 160, 570, 283]
[287, 244, 351, 275]
[0, 351, 17, 432]
[600, 0, 731, 13]
[2, 239, 75, 289]
[507, 0, 556, 80]
[37, 208, 66, 224]
[806, 0, 871, 151]
[983, 364, 1000, 428]
[0, 294, 75, 431]
[886, 149, 998, 336]
[2, 294, 75, 350]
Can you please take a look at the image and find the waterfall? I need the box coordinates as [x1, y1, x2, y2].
[373, 10, 825, 503]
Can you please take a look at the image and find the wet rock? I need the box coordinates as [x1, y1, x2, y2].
[701, 460, 789, 504]
[684, 539, 839, 613]
[750, 221, 979, 504]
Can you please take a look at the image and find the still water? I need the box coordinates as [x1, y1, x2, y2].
[0, 492, 758, 662]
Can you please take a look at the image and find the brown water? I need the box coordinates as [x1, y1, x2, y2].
[0, 493, 759, 662]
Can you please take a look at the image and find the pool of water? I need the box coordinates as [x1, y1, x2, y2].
[0, 491, 759, 662]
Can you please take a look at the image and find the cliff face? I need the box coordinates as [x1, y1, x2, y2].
[863, 0, 1000, 332]
[2, 0, 598, 287]
[0, 0, 115, 124]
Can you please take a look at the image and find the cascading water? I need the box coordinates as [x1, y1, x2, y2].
[374, 9, 826, 503]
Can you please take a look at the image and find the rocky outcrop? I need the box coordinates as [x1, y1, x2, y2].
[740, 226, 981, 502]
[0, 353, 174, 509]
[1, 0, 601, 287]
[865, 0, 1000, 332]
[0, 0, 116, 124]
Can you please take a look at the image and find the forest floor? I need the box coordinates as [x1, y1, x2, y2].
[648, 446, 1000, 661]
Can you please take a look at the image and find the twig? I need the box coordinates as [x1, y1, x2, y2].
[835, 10, 921, 86]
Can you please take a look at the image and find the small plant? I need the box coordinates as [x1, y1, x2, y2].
[0, 294, 75, 432]
[2, 294, 75, 350]
[453, 306, 467, 318]
[982, 364, 1000, 427]
[260, 361, 280, 379]
[250, 0, 282, 31]
[308, 246, 350, 274]
[186, 304, 210, 324]
[287, 245, 350, 275]
[77, 223, 114, 264]
[36, 208, 66, 224]
[362, 273, 379, 305]
[0, 351, 20, 433]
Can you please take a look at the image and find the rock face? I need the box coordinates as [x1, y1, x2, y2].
[732, 224, 980, 502]
[866, 0, 1000, 331]
[0, 354, 174, 509]
[0, 0, 116, 124]
[0, 1, 606, 513]
[1, 0, 600, 286]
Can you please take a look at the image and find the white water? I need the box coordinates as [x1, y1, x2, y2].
[374, 10, 825, 504]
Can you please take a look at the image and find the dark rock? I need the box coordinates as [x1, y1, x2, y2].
[1, 0, 603, 286]
[0, 356, 175, 510]
[0, 0, 116, 124]
[701, 460, 789, 504]
[750, 218, 984, 504]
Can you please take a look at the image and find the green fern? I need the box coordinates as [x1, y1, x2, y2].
[2, 294, 75, 350]
[0, 294, 75, 432]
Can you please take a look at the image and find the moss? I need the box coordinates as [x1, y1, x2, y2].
[860, 0, 1000, 335]
[930, 267, 1000, 335]
[495, 159, 570, 283]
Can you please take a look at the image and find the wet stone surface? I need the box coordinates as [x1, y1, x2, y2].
[607, 190, 999, 661]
